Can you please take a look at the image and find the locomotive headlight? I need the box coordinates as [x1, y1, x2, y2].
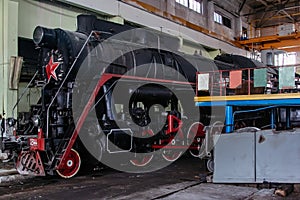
[32, 115, 41, 127]
[7, 118, 16, 127]
[33, 26, 44, 45]
[33, 26, 57, 48]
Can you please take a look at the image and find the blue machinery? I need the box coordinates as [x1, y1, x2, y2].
[195, 93, 300, 133]
[195, 68, 300, 183]
[195, 94, 300, 183]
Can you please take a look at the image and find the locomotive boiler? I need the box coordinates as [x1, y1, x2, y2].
[0, 15, 223, 178]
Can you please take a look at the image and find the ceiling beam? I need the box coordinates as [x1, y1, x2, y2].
[257, 9, 268, 27]
[255, 9, 282, 28]
[242, 4, 299, 16]
[279, 9, 295, 22]
[253, 10, 300, 28]
[283, 0, 291, 6]
[238, 0, 247, 14]
[256, 0, 268, 6]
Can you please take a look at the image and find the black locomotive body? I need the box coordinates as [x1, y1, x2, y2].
[0, 15, 222, 178]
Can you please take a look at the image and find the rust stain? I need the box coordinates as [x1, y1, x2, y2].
[258, 135, 266, 144]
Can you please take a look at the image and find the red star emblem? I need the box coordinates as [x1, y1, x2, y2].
[45, 55, 60, 82]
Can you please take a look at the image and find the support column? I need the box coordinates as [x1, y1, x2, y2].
[207, 0, 214, 32]
[0, 0, 18, 118]
[235, 16, 242, 39]
[166, 0, 175, 16]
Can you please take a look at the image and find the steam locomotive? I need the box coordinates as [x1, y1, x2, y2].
[0, 14, 280, 178]
[0, 15, 222, 178]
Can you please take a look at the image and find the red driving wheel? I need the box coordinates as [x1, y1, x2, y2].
[187, 122, 206, 157]
[130, 129, 154, 167]
[56, 149, 81, 178]
[161, 129, 184, 162]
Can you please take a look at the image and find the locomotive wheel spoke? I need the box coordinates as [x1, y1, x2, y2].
[210, 121, 223, 136]
[206, 159, 214, 173]
[130, 154, 153, 167]
[187, 122, 206, 158]
[161, 129, 184, 162]
[130, 129, 154, 167]
[56, 149, 81, 178]
[162, 150, 182, 162]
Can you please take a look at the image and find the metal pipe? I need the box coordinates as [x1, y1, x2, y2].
[225, 105, 233, 133]
[248, 69, 251, 95]
[271, 108, 275, 129]
[232, 106, 278, 131]
[286, 107, 291, 129]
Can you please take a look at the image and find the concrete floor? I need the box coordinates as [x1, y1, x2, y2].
[0, 156, 299, 200]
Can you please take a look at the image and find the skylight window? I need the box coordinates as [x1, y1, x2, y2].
[214, 12, 232, 29]
[189, 0, 202, 13]
[175, 0, 188, 7]
[214, 12, 222, 24]
[176, 0, 203, 14]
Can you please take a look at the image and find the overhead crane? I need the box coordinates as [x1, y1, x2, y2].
[236, 31, 300, 52]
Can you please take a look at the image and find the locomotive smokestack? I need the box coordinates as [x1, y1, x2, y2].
[77, 14, 97, 35]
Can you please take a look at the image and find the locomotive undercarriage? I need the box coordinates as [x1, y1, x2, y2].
[94, 80, 204, 167]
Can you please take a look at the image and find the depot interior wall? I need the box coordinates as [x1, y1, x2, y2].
[7, 0, 83, 114]
[18, 82, 41, 113]
[16, 0, 81, 39]
[16, 0, 220, 62]
[16, 0, 249, 60]
[212, 4, 237, 40]
[62, 0, 248, 56]
[6, 0, 124, 113]
[16, 0, 252, 56]
[129, 0, 239, 41]
[0, 0, 18, 118]
[173, 2, 207, 29]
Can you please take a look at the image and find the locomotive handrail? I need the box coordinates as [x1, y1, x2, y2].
[46, 31, 95, 138]
[12, 70, 39, 118]
[90, 80, 118, 112]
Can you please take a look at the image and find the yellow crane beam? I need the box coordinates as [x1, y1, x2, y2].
[237, 32, 300, 52]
